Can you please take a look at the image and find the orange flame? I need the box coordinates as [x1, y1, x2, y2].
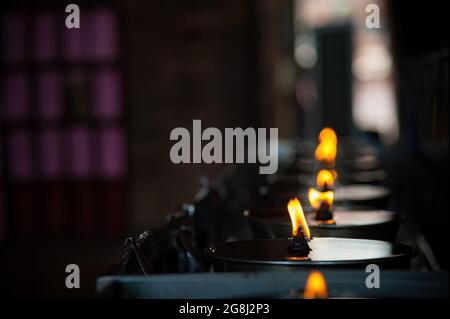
[316, 169, 335, 188]
[332, 169, 338, 179]
[314, 141, 337, 165]
[287, 198, 311, 239]
[318, 127, 337, 144]
[303, 271, 328, 299]
[308, 188, 334, 209]
[315, 127, 337, 166]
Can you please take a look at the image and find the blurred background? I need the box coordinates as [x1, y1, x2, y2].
[0, 0, 447, 297]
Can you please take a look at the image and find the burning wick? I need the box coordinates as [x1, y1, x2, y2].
[287, 198, 311, 256]
[309, 169, 336, 223]
[303, 271, 328, 299]
[316, 169, 335, 191]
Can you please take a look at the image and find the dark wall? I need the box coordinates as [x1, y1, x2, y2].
[0, 0, 280, 297]
[387, 1, 449, 270]
[121, 0, 262, 229]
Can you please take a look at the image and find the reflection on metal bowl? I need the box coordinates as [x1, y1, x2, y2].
[207, 238, 416, 271]
[293, 138, 381, 173]
[96, 271, 448, 299]
[267, 169, 387, 190]
[261, 184, 391, 209]
[247, 208, 400, 241]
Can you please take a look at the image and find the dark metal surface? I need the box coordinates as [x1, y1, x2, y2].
[97, 270, 448, 299]
[247, 208, 400, 241]
[207, 238, 416, 271]
[261, 184, 391, 209]
[295, 153, 379, 173]
[291, 138, 381, 173]
[267, 169, 387, 190]
[296, 137, 378, 155]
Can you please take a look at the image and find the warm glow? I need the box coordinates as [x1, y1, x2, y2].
[287, 198, 311, 239]
[318, 127, 337, 144]
[303, 271, 328, 299]
[315, 127, 337, 165]
[308, 187, 334, 209]
[316, 169, 335, 188]
[332, 169, 337, 179]
[314, 141, 337, 165]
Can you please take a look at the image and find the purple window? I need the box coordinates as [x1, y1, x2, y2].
[90, 8, 118, 61]
[34, 12, 57, 62]
[39, 129, 63, 179]
[98, 127, 126, 179]
[64, 18, 84, 61]
[1, 13, 26, 63]
[36, 70, 63, 122]
[92, 69, 122, 121]
[3, 72, 29, 122]
[7, 130, 33, 180]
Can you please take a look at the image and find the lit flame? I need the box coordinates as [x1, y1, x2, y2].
[308, 188, 334, 209]
[318, 127, 337, 144]
[303, 271, 328, 299]
[314, 141, 337, 165]
[287, 198, 311, 239]
[314, 127, 337, 166]
[316, 169, 335, 188]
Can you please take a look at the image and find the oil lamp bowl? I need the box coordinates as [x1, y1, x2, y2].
[262, 184, 391, 209]
[267, 169, 387, 192]
[246, 208, 400, 241]
[207, 237, 416, 272]
[294, 137, 380, 173]
[296, 137, 377, 157]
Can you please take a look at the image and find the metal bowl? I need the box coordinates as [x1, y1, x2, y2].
[260, 184, 391, 209]
[296, 138, 378, 156]
[292, 138, 381, 173]
[266, 169, 387, 189]
[97, 271, 448, 299]
[295, 154, 379, 173]
[207, 238, 416, 271]
[246, 208, 400, 241]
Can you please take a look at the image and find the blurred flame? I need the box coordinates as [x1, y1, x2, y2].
[303, 271, 328, 299]
[287, 198, 310, 239]
[332, 169, 337, 179]
[315, 127, 337, 165]
[314, 141, 337, 166]
[316, 169, 335, 188]
[318, 127, 337, 144]
[308, 188, 334, 209]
